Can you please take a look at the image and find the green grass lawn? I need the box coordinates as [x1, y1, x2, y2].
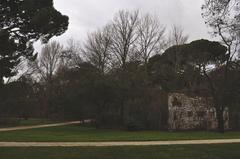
[0, 125, 240, 142]
[0, 144, 240, 159]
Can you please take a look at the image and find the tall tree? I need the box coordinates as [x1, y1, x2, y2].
[110, 10, 139, 70]
[0, 0, 69, 85]
[83, 26, 112, 74]
[31, 41, 63, 83]
[27, 41, 63, 117]
[202, 0, 240, 131]
[136, 14, 166, 65]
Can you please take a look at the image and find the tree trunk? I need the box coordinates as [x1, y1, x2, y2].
[216, 106, 225, 133]
[0, 75, 4, 100]
[0, 75, 3, 87]
[120, 98, 125, 125]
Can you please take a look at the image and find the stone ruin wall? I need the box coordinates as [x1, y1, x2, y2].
[168, 93, 229, 130]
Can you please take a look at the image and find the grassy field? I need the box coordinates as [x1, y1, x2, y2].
[0, 125, 240, 142]
[0, 144, 240, 159]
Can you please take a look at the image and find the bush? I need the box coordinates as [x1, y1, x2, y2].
[125, 117, 145, 131]
[0, 118, 20, 127]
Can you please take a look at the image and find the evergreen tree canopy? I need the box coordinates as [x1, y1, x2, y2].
[0, 0, 69, 82]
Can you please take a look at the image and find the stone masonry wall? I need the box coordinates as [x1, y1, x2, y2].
[168, 93, 229, 130]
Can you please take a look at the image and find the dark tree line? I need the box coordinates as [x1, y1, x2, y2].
[0, 0, 68, 119]
[1, 2, 240, 132]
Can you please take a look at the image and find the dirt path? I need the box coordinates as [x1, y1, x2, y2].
[0, 121, 81, 132]
[0, 139, 240, 147]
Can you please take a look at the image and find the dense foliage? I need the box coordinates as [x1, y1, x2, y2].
[0, 3, 240, 131]
[0, 0, 69, 83]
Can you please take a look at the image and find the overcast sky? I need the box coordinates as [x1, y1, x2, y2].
[35, 0, 212, 51]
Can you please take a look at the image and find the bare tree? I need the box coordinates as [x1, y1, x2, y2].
[83, 26, 112, 74]
[136, 14, 166, 64]
[168, 24, 189, 46]
[110, 10, 140, 70]
[32, 41, 63, 83]
[24, 41, 63, 117]
[166, 25, 189, 73]
[61, 39, 83, 69]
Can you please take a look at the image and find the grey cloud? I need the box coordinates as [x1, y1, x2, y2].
[41, 0, 211, 49]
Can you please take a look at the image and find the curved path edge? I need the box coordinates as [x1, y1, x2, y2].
[0, 121, 81, 132]
[0, 139, 240, 147]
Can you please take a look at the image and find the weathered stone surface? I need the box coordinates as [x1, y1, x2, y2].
[168, 93, 229, 130]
